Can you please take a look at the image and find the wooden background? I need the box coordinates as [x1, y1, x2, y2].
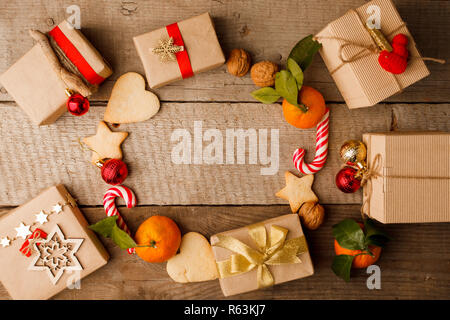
[0, 0, 449, 299]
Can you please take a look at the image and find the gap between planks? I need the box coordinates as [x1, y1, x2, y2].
[1, 103, 449, 206]
[2, 204, 449, 299]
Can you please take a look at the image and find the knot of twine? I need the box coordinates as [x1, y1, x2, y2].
[357, 153, 449, 220]
[21, 231, 46, 256]
[359, 153, 383, 220]
[314, 9, 445, 84]
[28, 29, 97, 97]
[339, 153, 382, 220]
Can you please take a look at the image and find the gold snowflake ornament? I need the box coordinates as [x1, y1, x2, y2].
[152, 37, 184, 62]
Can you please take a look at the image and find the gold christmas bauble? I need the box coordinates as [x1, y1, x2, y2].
[339, 140, 367, 164]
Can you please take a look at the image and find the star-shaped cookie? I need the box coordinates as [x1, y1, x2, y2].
[83, 121, 128, 164]
[276, 171, 318, 213]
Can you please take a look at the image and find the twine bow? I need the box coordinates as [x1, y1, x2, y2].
[359, 153, 383, 219]
[213, 224, 308, 288]
[359, 153, 449, 219]
[20, 229, 47, 257]
[314, 9, 445, 79]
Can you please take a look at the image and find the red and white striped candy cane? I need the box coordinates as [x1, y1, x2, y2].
[293, 108, 330, 175]
[103, 185, 137, 254]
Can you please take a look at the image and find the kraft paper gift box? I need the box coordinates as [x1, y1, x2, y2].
[0, 20, 112, 125]
[316, 0, 430, 109]
[210, 214, 314, 297]
[0, 185, 109, 299]
[134, 12, 225, 88]
[362, 132, 450, 224]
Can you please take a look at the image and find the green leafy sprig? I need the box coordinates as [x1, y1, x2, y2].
[251, 35, 321, 110]
[331, 218, 390, 282]
[89, 216, 137, 250]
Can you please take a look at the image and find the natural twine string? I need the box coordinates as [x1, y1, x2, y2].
[78, 138, 103, 163]
[314, 9, 445, 93]
[6, 194, 77, 252]
[359, 154, 382, 220]
[21, 230, 46, 256]
[357, 154, 450, 220]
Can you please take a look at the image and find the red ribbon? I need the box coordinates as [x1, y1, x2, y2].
[49, 26, 106, 85]
[166, 23, 194, 79]
[20, 229, 48, 257]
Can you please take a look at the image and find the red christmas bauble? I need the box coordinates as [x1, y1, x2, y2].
[67, 93, 90, 116]
[336, 166, 361, 193]
[100, 159, 128, 185]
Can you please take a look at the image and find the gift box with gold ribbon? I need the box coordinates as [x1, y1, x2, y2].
[210, 214, 314, 297]
[315, 0, 432, 109]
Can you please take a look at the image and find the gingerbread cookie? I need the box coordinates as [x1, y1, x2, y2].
[104, 72, 160, 124]
[276, 171, 318, 213]
[82, 121, 128, 164]
[166, 232, 219, 283]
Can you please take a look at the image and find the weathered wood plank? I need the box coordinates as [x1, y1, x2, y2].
[1, 102, 448, 207]
[1, 204, 448, 299]
[0, 0, 449, 103]
[392, 103, 450, 131]
[0, 102, 394, 206]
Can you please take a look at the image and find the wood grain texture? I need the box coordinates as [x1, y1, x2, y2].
[0, 0, 449, 103]
[0, 102, 393, 206]
[1, 102, 448, 207]
[0, 0, 449, 301]
[1, 204, 448, 300]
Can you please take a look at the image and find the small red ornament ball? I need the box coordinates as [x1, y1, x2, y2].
[336, 166, 361, 193]
[100, 159, 128, 185]
[67, 93, 90, 116]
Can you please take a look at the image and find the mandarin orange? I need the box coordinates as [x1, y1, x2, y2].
[135, 215, 181, 263]
[282, 86, 326, 129]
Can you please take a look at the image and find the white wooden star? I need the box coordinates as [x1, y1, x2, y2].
[0, 237, 10, 248]
[29, 224, 84, 285]
[35, 210, 49, 224]
[52, 203, 63, 214]
[15, 223, 32, 239]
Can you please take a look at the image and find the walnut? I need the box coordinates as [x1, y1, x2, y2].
[250, 61, 279, 87]
[298, 202, 325, 230]
[226, 49, 251, 77]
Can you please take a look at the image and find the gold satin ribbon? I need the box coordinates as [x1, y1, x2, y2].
[213, 224, 308, 288]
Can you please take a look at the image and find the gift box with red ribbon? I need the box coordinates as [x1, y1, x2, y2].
[0, 20, 112, 125]
[133, 12, 225, 88]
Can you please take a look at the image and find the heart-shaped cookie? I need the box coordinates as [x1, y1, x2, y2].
[166, 232, 219, 283]
[104, 72, 160, 124]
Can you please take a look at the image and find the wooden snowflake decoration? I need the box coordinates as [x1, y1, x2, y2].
[152, 37, 184, 62]
[28, 224, 83, 285]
